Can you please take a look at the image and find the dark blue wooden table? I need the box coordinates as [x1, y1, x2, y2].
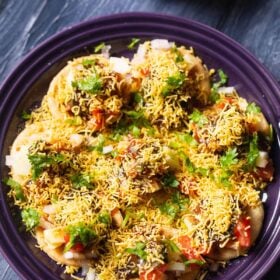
[0, 0, 279, 279]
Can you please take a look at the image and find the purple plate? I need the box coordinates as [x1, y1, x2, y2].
[0, 13, 279, 280]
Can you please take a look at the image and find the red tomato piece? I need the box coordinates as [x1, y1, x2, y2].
[254, 162, 274, 182]
[64, 234, 70, 243]
[91, 108, 105, 130]
[234, 216, 251, 248]
[140, 264, 167, 280]
[71, 242, 85, 252]
[178, 235, 204, 269]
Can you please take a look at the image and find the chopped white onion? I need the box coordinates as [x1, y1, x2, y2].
[109, 57, 131, 74]
[262, 192, 268, 202]
[86, 268, 97, 280]
[218, 86, 235, 94]
[64, 251, 74, 259]
[69, 134, 84, 147]
[43, 204, 55, 214]
[102, 145, 113, 154]
[151, 39, 171, 50]
[256, 151, 269, 168]
[5, 155, 13, 166]
[101, 45, 111, 59]
[167, 262, 186, 272]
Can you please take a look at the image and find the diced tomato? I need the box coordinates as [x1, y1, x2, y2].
[71, 242, 85, 252]
[178, 235, 204, 269]
[140, 264, 167, 280]
[91, 108, 105, 130]
[64, 234, 70, 243]
[253, 162, 274, 182]
[216, 97, 234, 110]
[234, 216, 251, 248]
[63, 234, 85, 252]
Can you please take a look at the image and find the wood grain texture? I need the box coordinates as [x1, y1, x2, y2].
[0, 0, 279, 279]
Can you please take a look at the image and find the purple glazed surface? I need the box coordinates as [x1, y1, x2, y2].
[0, 13, 279, 280]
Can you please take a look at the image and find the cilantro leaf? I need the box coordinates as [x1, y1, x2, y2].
[220, 148, 238, 169]
[171, 191, 189, 210]
[247, 134, 259, 168]
[82, 58, 95, 67]
[66, 116, 83, 126]
[133, 92, 143, 104]
[21, 208, 40, 230]
[127, 38, 140, 50]
[246, 102, 261, 114]
[28, 153, 65, 179]
[3, 178, 25, 201]
[72, 75, 102, 94]
[94, 42, 105, 53]
[164, 239, 180, 253]
[162, 72, 185, 97]
[171, 46, 184, 63]
[210, 69, 228, 103]
[123, 110, 143, 119]
[184, 259, 205, 267]
[65, 223, 96, 252]
[126, 242, 147, 260]
[189, 109, 208, 127]
[70, 173, 93, 189]
[161, 173, 179, 188]
[159, 201, 179, 219]
[218, 170, 232, 188]
[88, 134, 105, 153]
[177, 133, 198, 147]
[21, 111, 31, 120]
[98, 211, 111, 225]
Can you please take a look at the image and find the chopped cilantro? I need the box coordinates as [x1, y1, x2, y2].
[218, 170, 232, 188]
[184, 259, 205, 267]
[210, 69, 228, 103]
[98, 211, 111, 225]
[72, 75, 102, 94]
[28, 153, 65, 179]
[171, 191, 189, 210]
[21, 111, 31, 120]
[177, 133, 198, 147]
[127, 38, 140, 50]
[3, 178, 25, 201]
[70, 173, 93, 189]
[171, 46, 184, 63]
[164, 239, 180, 253]
[161, 173, 179, 188]
[162, 72, 185, 97]
[159, 201, 179, 219]
[220, 148, 238, 169]
[82, 58, 95, 67]
[66, 116, 83, 126]
[130, 125, 141, 138]
[126, 242, 147, 260]
[189, 109, 208, 127]
[133, 92, 143, 104]
[88, 134, 105, 153]
[185, 157, 196, 173]
[21, 208, 40, 230]
[246, 102, 261, 114]
[247, 134, 259, 168]
[123, 110, 143, 119]
[94, 42, 105, 53]
[65, 223, 96, 252]
[185, 157, 209, 176]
